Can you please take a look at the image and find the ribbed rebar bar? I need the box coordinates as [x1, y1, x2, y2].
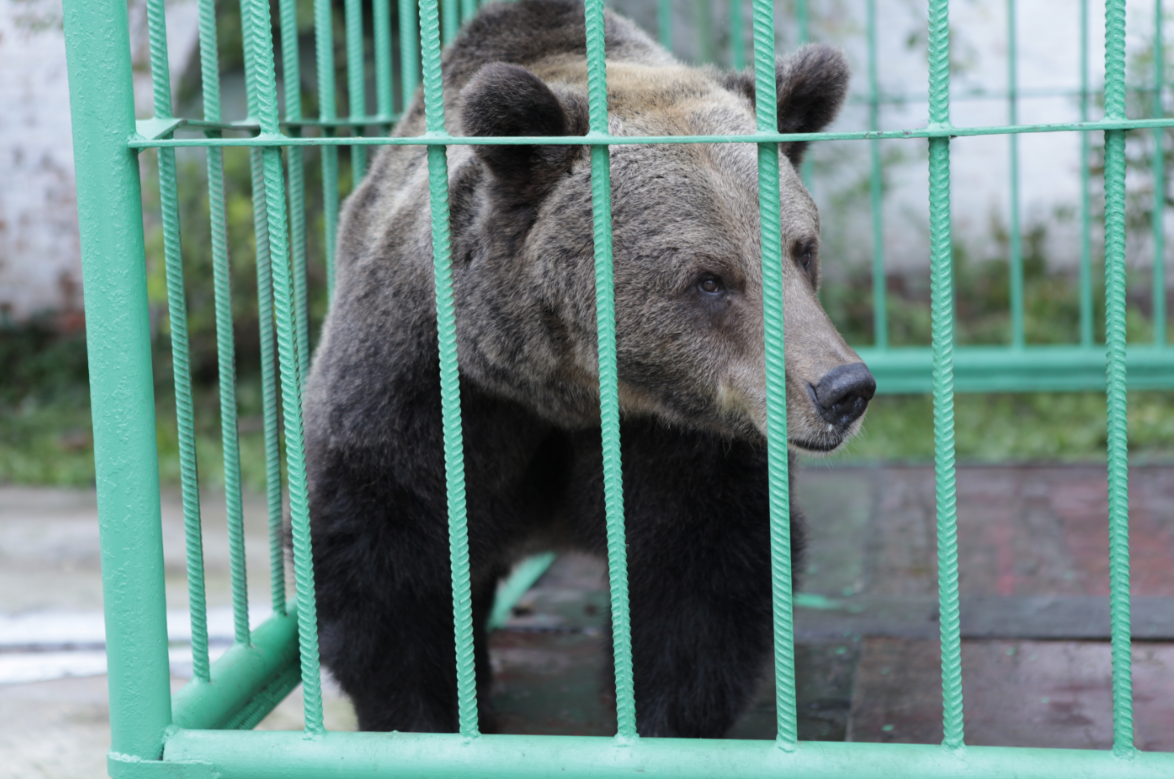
[751, 0, 798, 752]
[198, 0, 250, 644]
[420, 0, 478, 739]
[280, 0, 311, 398]
[928, 0, 963, 751]
[1103, 0, 1134, 757]
[583, 0, 636, 743]
[241, 0, 326, 735]
[147, 0, 211, 682]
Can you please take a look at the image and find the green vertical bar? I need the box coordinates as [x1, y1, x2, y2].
[245, 2, 289, 629]
[375, 0, 395, 131]
[796, 0, 812, 190]
[419, 0, 478, 739]
[729, 0, 744, 70]
[752, 0, 796, 751]
[146, 0, 211, 683]
[867, 0, 887, 349]
[461, 0, 476, 24]
[1103, 0, 1134, 757]
[63, 0, 172, 758]
[692, 0, 712, 64]
[316, 0, 340, 299]
[443, 0, 458, 45]
[280, 0, 311, 395]
[928, 0, 963, 751]
[250, 151, 289, 626]
[1080, 0, 1095, 347]
[399, 0, 420, 109]
[346, 0, 368, 180]
[658, 0, 672, 50]
[198, 0, 251, 643]
[241, 0, 327, 735]
[584, 0, 636, 743]
[1007, 0, 1024, 349]
[1153, 0, 1167, 347]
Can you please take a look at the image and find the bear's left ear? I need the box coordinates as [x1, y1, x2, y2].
[722, 44, 850, 167]
[460, 62, 589, 194]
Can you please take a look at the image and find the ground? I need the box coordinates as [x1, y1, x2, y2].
[2, 464, 1172, 778]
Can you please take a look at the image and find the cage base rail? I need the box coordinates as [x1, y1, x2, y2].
[171, 608, 300, 731]
[157, 730, 1172, 779]
[860, 346, 1174, 394]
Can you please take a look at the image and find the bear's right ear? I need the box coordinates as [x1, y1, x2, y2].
[460, 63, 588, 193]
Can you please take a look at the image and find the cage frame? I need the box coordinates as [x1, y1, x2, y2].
[61, 0, 1174, 777]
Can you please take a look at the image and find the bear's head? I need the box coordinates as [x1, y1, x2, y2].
[456, 45, 874, 454]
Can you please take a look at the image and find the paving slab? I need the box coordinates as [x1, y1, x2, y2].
[847, 637, 1174, 751]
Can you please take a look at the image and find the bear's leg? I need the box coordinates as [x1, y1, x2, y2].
[317, 569, 501, 733]
[572, 421, 803, 738]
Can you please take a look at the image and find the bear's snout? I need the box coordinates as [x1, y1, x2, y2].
[810, 362, 876, 431]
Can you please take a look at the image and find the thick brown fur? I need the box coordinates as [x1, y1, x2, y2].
[304, 0, 869, 737]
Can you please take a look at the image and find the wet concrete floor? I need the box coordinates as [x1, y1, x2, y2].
[2, 464, 1173, 777]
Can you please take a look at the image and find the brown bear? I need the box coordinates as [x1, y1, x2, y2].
[304, 0, 874, 738]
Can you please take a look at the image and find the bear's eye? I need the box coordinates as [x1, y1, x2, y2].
[698, 275, 724, 295]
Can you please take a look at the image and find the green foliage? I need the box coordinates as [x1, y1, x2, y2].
[830, 391, 1174, 465]
[822, 217, 1173, 348]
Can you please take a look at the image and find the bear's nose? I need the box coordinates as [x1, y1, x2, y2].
[811, 363, 876, 430]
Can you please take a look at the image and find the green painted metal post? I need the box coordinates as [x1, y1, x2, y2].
[400, 0, 421, 109]
[1007, 0, 1024, 349]
[868, 0, 887, 348]
[796, 0, 813, 190]
[729, 0, 744, 70]
[375, 0, 395, 131]
[1080, 0, 1095, 347]
[928, 0, 964, 751]
[658, 0, 672, 51]
[1103, 0, 1135, 757]
[62, 0, 173, 760]
[316, 0, 341, 299]
[346, 0, 368, 181]
[1154, 0, 1167, 347]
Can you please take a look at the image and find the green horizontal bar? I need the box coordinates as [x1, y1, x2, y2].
[170, 610, 299, 731]
[130, 116, 1174, 148]
[163, 730, 1174, 779]
[859, 346, 1174, 394]
[486, 552, 557, 631]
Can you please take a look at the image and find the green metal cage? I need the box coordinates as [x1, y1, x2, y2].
[62, 0, 1173, 776]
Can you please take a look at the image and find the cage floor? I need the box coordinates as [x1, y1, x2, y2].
[3, 464, 1174, 779]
